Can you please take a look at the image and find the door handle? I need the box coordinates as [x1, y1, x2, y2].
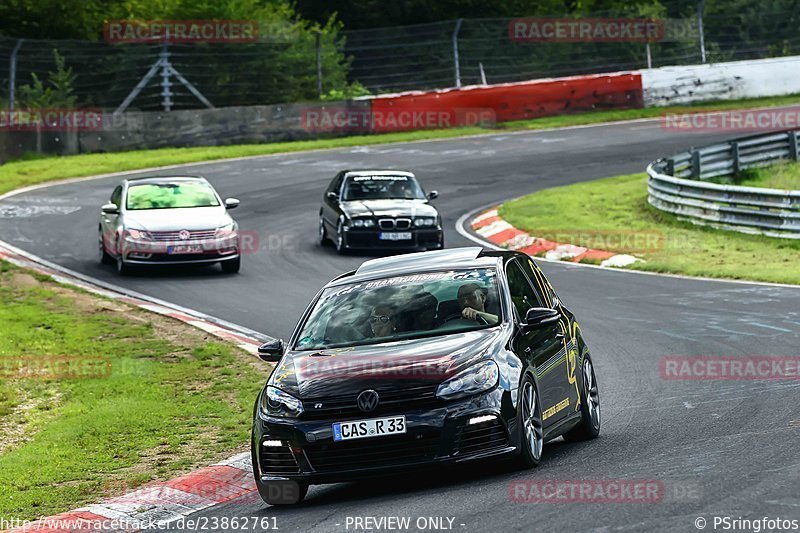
[555, 333, 566, 340]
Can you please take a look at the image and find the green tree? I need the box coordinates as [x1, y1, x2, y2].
[17, 50, 77, 108]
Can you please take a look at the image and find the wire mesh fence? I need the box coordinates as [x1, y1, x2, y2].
[1, 5, 799, 112]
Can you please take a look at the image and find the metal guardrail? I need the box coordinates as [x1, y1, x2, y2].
[647, 129, 800, 239]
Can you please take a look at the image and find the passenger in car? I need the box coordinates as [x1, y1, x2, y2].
[457, 283, 499, 325]
[369, 304, 397, 337]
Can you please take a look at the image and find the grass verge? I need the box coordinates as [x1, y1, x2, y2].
[710, 160, 800, 190]
[0, 261, 268, 520]
[2, 93, 800, 197]
[499, 172, 800, 285]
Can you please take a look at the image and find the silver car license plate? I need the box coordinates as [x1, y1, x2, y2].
[168, 245, 204, 254]
[332, 415, 406, 442]
[379, 232, 412, 241]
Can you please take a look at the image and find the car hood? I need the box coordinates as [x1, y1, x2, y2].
[341, 199, 437, 219]
[269, 327, 505, 398]
[124, 206, 230, 231]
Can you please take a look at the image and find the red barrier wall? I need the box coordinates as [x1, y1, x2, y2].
[368, 73, 644, 133]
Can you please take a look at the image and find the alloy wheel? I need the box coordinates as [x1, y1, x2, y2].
[522, 381, 543, 461]
[584, 358, 601, 430]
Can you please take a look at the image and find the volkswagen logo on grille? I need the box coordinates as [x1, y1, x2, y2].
[178, 230, 190, 240]
[357, 389, 379, 412]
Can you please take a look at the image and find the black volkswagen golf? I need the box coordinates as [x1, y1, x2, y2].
[251, 247, 601, 505]
[318, 169, 444, 253]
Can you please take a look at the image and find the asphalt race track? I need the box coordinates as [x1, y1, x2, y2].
[2, 120, 799, 531]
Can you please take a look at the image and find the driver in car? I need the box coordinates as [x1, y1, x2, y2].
[457, 283, 499, 325]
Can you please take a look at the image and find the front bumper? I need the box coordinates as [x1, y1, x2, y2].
[342, 227, 443, 250]
[121, 235, 240, 265]
[252, 387, 518, 485]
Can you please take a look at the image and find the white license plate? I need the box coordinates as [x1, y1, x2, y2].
[332, 415, 406, 442]
[168, 245, 204, 254]
[379, 232, 412, 241]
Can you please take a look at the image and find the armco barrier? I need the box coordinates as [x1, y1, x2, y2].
[369, 72, 643, 132]
[647, 130, 800, 238]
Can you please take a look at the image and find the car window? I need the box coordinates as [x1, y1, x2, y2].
[110, 186, 122, 208]
[294, 268, 500, 350]
[342, 175, 425, 201]
[519, 257, 551, 307]
[329, 173, 344, 194]
[506, 260, 543, 319]
[126, 182, 220, 210]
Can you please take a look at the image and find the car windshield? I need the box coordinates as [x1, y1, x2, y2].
[294, 268, 501, 351]
[342, 175, 425, 201]
[126, 182, 220, 210]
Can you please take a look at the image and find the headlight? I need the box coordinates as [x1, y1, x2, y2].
[260, 386, 304, 418]
[351, 218, 375, 228]
[436, 360, 499, 400]
[414, 217, 436, 227]
[215, 222, 237, 237]
[124, 229, 151, 240]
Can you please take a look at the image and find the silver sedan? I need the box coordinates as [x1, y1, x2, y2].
[98, 176, 241, 275]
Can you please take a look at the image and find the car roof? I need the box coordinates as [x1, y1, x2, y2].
[342, 170, 416, 179]
[327, 247, 512, 287]
[124, 176, 209, 186]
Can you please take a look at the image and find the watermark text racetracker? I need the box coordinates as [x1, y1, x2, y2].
[509, 479, 702, 503]
[0, 356, 111, 380]
[105, 228, 298, 256]
[301, 106, 497, 133]
[0, 109, 106, 131]
[661, 109, 800, 133]
[0, 109, 149, 132]
[104, 20, 259, 43]
[660, 356, 800, 381]
[509, 18, 665, 42]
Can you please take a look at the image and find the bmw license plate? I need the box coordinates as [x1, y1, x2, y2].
[168, 245, 204, 254]
[332, 416, 406, 442]
[379, 232, 412, 241]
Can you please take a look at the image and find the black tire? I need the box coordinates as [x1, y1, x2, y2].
[318, 215, 330, 246]
[99, 230, 114, 265]
[334, 220, 347, 255]
[514, 374, 543, 468]
[221, 256, 241, 274]
[251, 430, 308, 506]
[563, 354, 601, 442]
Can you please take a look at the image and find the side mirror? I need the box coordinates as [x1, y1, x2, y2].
[522, 307, 560, 330]
[101, 203, 119, 215]
[257, 339, 284, 362]
[326, 191, 339, 201]
[427, 190, 439, 200]
[224, 198, 240, 210]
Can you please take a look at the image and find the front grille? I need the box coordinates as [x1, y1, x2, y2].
[301, 385, 442, 420]
[258, 443, 300, 475]
[395, 218, 411, 230]
[305, 431, 439, 472]
[149, 229, 217, 242]
[378, 218, 395, 230]
[454, 418, 509, 456]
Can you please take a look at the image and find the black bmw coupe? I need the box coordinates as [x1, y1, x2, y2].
[318, 170, 444, 253]
[251, 247, 601, 505]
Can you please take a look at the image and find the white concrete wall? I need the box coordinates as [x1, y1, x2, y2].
[641, 56, 800, 107]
